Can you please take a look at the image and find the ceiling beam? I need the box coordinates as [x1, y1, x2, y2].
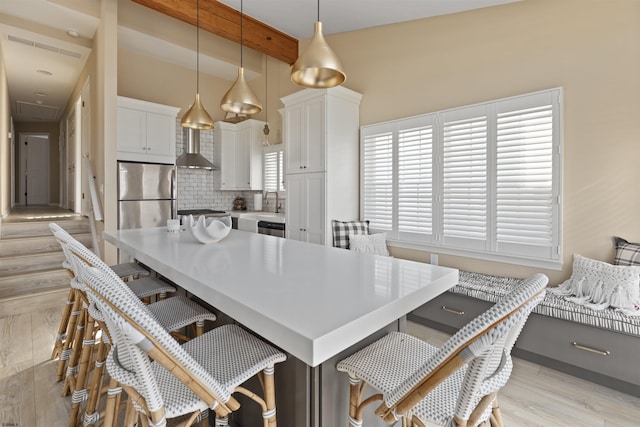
[131, 0, 299, 65]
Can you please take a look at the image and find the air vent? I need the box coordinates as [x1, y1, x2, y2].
[7, 34, 83, 59]
[8, 34, 34, 46]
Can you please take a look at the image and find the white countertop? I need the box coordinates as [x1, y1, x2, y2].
[104, 227, 458, 366]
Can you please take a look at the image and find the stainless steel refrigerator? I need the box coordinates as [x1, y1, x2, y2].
[117, 161, 176, 230]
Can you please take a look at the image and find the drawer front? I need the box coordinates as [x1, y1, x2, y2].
[517, 314, 640, 385]
[411, 292, 494, 330]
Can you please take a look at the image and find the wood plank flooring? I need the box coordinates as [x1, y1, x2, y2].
[0, 305, 638, 427]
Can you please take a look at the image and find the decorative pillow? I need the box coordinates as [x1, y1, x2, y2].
[348, 233, 390, 256]
[550, 254, 640, 313]
[613, 236, 640, 266]
[332, 220, 369, 249]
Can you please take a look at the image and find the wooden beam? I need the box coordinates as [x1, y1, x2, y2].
[131, 0, 299, 65]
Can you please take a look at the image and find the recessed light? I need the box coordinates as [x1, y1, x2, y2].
[35, 100, 43, 105]
[35, 92, 47, 97]
[66, 28, 80, 38]
[36, 69, 53, 76]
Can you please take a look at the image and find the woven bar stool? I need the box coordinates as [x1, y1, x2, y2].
[337, 273, 548, 427]
[81, 265, 287, 427]
[49, 223, 171, 362]
[53, 227, 218, 427]
[49, 223, 176, 381]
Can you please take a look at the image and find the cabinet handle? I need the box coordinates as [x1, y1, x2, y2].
[571, 342, 610, 356]
[441, 306, 464, 316]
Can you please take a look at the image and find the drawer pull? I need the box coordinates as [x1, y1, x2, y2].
[571, 341, 610, 356]
[441, 306, 464, 316]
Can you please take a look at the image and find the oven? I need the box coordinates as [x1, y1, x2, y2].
[257, 220, 285, 238]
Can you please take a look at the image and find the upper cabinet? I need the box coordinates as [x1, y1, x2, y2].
[281, 87, 363, 175]
[281, 87, 363, 245]
[214, 119, 265, 191]
[117, 96, 181, 164]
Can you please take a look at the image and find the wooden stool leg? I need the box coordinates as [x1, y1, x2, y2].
[102, 378, 122, 427]
[68, 313, 96, 427]
[63, 308, 87, 396]
[347, 376, 363, 427]
[195, 320, 205, 337]
[83, 333, 109, 427]
[57, 291, 83, 382]
[52, 287, 75, 359]
[260, 366, 277, 427]
[490, 398, 504, 427]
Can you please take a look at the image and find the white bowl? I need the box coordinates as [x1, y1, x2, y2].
[184, 215, 232, 244]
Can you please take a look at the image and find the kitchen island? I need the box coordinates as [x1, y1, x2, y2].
[104, 227, 458, 427]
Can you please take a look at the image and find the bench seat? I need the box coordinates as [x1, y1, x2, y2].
[409, 270, 640, 397]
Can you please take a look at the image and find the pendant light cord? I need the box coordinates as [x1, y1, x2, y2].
[264, 55, 268, 122]
[196, 0, 200, 92]
[240, 0, 244, 68]
[317, 0, 320, 21]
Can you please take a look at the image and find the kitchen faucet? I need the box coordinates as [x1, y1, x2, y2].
[264, 191, 279, 213]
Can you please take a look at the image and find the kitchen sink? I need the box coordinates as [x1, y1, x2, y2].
[234, 211, 285, 224]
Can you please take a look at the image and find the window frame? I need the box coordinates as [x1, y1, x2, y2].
[360, 88, 563, 270]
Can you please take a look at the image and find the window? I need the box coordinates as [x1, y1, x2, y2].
[361, 89, 562, 269]
[264, 145, 285, 193]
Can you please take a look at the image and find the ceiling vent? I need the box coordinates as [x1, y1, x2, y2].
[16, 101, 60, 121]
[7, 34, 83, 59]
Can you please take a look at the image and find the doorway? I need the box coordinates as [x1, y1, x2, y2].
[18, 133, 50, 205]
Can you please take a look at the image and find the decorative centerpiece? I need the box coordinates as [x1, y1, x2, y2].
[184, 214, 232, 244]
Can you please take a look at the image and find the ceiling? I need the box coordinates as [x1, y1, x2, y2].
[0, 0, 520, 122]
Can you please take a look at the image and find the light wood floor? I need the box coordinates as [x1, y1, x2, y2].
[0, 303, 638, 427]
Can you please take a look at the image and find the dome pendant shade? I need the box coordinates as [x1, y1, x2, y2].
[291, 21, 346, 88]
[181, 93, 214, 130]
[220, 67, 263, 115]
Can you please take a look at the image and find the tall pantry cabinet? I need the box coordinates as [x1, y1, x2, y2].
[281, 87, 362, 245]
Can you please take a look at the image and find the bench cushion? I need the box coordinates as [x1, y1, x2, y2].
[451, 271, 640, 338]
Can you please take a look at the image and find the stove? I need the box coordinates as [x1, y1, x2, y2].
[177, 209, 229, 218]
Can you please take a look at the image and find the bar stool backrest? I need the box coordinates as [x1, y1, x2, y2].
[380, 273, 547, 422]
[79, 266, 233, 420]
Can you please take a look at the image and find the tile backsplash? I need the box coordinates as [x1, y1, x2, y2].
[175, 120, 263, 212]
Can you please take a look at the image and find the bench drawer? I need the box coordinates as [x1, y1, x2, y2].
[516, 313, 640, 386]
[410, 292, 494, 332]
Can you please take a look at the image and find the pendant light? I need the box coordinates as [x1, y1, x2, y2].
[220, 0, 262, 115]
[181, 0, 214, 130]
[262, 55, 270, 146]
[290, 0, 346, 88]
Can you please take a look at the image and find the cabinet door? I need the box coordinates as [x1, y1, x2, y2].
[285, 174, 305, 241]
[219, 133, 236, 190]
[234, 127, 251, 190]
[284, 104, 304, 173]
[285, 172, 325, 244]
[303, 97, 325, 173]
[304, 172, 326, 244]
[146, 112, 176, 158]
[117, 107, 146, 154]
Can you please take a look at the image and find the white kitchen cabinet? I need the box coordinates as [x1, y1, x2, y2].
[117, 96, 180, 164]
[282, 87, 362, 245]
[286, 173, 325, 244]
[215, 119, 265, 191]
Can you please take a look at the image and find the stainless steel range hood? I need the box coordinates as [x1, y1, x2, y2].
[176, 128, 216, 170]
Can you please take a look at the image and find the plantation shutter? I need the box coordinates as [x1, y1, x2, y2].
[495, 91, 559, 259]
[362, 124, 394, 232]
[264, 151, 279, 192]
[441, 106, 488, 250]
[397, 116, 435, 243]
